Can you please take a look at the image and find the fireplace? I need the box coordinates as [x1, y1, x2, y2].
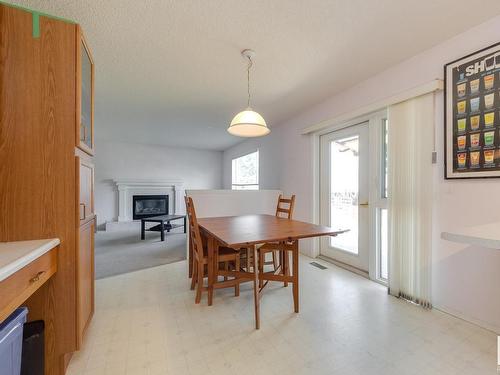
[132, 195, 168, 220]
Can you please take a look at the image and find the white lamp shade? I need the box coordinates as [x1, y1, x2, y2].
[228, 109, 270, 137]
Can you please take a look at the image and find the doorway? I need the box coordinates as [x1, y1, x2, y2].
[319, 112, 388, 282]
[320, 122, 369, 271]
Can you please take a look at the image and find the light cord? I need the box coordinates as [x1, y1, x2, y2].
[246, 55, 253, 108]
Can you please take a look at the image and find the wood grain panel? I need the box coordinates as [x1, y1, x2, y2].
[0, 5, 77, 375]
[76, 153, 95, 225]
[76, 219, 94, 348]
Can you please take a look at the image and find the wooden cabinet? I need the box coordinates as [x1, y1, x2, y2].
[77, 220, 94, 346]
[75, 27, 95, 350]
[77, 154, 95, 225]
[0, 4, 96, 374]
[76, 25, 94, 155]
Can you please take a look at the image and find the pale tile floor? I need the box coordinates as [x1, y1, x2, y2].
[68, 256, 498, 375]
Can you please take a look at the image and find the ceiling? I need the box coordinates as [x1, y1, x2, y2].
[7, 0, 500, 150]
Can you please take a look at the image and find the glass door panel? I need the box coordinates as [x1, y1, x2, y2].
[320, 122, 369, 271]
[329, 135, 359, 253]
[80, 42, 92, 150]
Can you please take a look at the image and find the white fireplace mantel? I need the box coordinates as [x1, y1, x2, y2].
[114, 179, 185, 222]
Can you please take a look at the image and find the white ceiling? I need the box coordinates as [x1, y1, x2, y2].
[7, 0, 500, 150]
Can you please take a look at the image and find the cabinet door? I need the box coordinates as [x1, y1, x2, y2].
[76, 25, 94, 155]
[77, 219, 94, 347]
[77, 156, 94, 225]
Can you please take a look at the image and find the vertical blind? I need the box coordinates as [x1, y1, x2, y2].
[387, 93, 434, 308]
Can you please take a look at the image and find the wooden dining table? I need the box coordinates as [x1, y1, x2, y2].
[194, 214, 347, 328]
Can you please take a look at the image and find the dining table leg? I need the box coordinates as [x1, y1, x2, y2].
[252, 244, 260, 329]
[292, 240, 299, 313]
[207, 236, 214, 306]
[160, 220, 165, 241]
[283, 242, 289, 287]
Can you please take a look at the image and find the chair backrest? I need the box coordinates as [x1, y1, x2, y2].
[185, 196, 204, 259]
[275, 194, 295, 219]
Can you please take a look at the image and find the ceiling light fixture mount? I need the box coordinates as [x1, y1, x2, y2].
[227, 49, 270, 138]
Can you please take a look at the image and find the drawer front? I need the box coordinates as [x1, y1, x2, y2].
[0, 248, 57, 322]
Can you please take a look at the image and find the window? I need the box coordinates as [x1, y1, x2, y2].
[381, 118, 388, 198]
[379, 208, 388, 280]
[232, 151, 259, 190]
[377, 117, 389, 282]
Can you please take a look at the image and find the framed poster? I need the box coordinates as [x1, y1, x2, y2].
[445, 42, 500, 179]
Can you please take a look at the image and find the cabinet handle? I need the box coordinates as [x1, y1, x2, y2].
[30, 271, 45, 283]
[80, 203, 86, 220]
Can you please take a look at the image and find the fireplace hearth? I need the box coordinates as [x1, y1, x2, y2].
[132, 195, 168, 220]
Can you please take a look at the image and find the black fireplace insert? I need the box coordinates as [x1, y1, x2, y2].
[132, 195, 168, 220]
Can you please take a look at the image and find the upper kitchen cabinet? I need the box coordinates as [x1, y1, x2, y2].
[76, 25, 94, 155]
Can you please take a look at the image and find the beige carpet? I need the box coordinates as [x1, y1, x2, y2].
[95, 228, 186, 279]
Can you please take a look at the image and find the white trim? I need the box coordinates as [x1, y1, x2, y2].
[318, 255, 369, 279]
[310, 134, 321, 258]
[302, 79, 443, 135]
[113, 179, 185, 221]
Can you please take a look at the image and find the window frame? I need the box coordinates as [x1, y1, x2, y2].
[375, 117, 389, 283]
[381, 118, 388, 199]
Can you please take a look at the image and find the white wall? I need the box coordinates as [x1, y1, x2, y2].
[95, 140, 223, 227]
[185, 190, 281, 218]
[222, 135, 282, 190]
[223, 16, 500, 332]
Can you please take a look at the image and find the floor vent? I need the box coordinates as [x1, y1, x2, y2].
[309, 262, 327, 270]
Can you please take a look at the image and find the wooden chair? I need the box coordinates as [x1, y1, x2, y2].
[258, 194, 295, 287]
[185, 196, 241, 303]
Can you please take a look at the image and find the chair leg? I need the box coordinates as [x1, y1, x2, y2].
[252, 245, 260, 329]
[272, 251, 277, 271]
[248, 248, 252, 271]
[292, 241, 299, 313]
[195, 260, 203, 304]
[258, 251, 264, 288]
[190, 258, 197, 290]
[234, 256, 240, 297]
[279, 250, 283, 272]
[283, 249, 289, 287]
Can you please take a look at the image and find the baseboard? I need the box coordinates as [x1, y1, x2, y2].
[433, 304, 500, 335]
[317, 255, 369, 279]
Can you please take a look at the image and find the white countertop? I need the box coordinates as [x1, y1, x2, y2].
[0, 239, 60, 282]
[441, 222, 500, 249]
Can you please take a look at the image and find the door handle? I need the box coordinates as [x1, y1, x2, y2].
[80, 203, 86, 220]
[358, 202, 369, 207]
[30, 271, 45, 283]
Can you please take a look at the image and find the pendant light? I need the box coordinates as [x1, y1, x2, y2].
[228, 49, 270, 137]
